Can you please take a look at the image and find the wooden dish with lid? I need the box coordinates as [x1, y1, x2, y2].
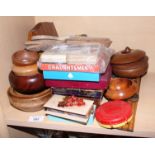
[111, 47, 148, 78]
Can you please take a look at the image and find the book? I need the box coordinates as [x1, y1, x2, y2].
[52, 88, 104, 99]
[47, 105, 96, 125]
[45, 65, 112, 89]
[38, 63, 100, 73]
[44, 95, 94, 124]
[43, 71, 100, 82]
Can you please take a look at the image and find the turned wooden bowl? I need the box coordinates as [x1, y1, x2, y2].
[112, 56, 148, 70]
[105, 78, 138, 100]
[7, 87, 52, 112]
[111, 47, 146, 65]
[112, 64, 148, 78]
[9, 71, 45, 94]
[12, 49, 39, 66]
[12, 64, 39, 76]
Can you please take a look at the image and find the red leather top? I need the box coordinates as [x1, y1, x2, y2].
[95, 100, 132, 125]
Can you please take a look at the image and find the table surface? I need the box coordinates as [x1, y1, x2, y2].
[2, 73, 155, 137]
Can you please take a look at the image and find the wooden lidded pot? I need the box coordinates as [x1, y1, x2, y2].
[111, 47, 148, 78]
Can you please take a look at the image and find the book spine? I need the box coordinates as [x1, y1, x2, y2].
[52, 88, 104, 99]
[39, 63, 100, 73]
[43, 71, 100, 82]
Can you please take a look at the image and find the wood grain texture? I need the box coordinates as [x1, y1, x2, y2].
[111, 47, 146, 65]
[112, 56, 148, 70]
[12, 64, 39, 76]
[112, 64, 148, 78]
[7, 87, 52, 112]
[9, 71, 45, 94]
[105, 78, 138, 100]
[12, 50, 39, 66]
[118, 78, 141, 132]
[28, 22, 58, 41]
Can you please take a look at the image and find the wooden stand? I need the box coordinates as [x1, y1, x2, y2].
[119, 78, 141, 131]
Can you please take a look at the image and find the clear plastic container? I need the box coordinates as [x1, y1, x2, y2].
[39, 43, 114, 73]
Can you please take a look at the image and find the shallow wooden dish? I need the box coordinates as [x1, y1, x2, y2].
[7, 87, 52, 112]
[105, 78, 138, 100]
[12, 49, 39, 66]
[9, 71, 45, 94]
[12, 64, 39, 76]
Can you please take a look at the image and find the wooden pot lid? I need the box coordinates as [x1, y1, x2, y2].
[95, 100, 132, 128]
[111, 47, 146, 65]
[105, 78, 138, 100]
[9, 71, 45, 94]
[112, 64, 148, 78]
[7, 87, 52, 112]
[12, 64, 39, 76]
[12, 49, 39, 66]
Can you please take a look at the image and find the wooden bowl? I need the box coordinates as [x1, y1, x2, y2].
[12, 49, 39, 66]
[105, 78, 138, 100]
[111, 47, 145, 65]
[112, 64, 148, 78]
[109, 78, 132, 91]
[7, 87, 52, 112]
[12, 64, 39, 76]
[9, 71, 45, 94]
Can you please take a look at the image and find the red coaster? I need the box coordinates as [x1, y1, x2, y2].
[95, 100, 132, 128]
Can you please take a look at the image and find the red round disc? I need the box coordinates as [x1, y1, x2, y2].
[95, 100, 132, 125]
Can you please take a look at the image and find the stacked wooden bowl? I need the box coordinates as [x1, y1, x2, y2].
[104, 46, 149, 100]
[8, 49, 52, 112]
[111, 47, 149, 78]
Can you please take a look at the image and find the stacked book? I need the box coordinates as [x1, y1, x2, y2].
[44, 94, 95, 124]
[39, 43, 114, 124]
[38, 43, 113, 98]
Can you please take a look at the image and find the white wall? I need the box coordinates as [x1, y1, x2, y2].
[0, 16, 35, 137]
[36, 16, 155, 73]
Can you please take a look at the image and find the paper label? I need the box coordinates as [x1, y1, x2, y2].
[28, 116, 44, 122]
